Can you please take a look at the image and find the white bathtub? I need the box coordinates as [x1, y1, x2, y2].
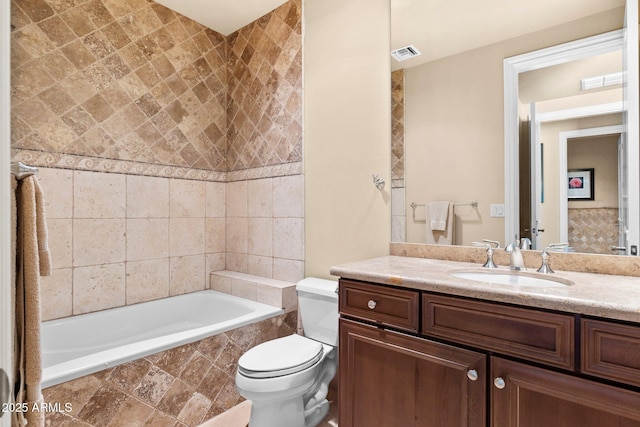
[41, 290, 284, 388]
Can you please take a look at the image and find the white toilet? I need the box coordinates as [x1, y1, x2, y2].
[235, 278, 339, 427]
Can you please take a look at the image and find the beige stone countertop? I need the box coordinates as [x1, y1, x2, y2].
[330, 256, 640, 324]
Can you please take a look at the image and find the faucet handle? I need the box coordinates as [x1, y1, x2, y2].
[537, 243, 568, 274]
[544, 243, 569, 254]
[482, 239, 501, 248]
[472, 242, 498, 268]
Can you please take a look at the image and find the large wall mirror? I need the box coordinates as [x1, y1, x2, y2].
[391, 0, 639, 256]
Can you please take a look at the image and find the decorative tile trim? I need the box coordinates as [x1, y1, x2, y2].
[392, 179, 405, 189]
[226, 161, 303, 181]
[13, 149, 303, 183]
[13, 149, 226, 182]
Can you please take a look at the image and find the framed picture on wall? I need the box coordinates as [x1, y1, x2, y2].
[568, 168, 594, 200]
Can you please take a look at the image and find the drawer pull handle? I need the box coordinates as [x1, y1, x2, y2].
[367, 300, 377, 309]
[467, 369, 478, 381]
[494, 377, 506, 389]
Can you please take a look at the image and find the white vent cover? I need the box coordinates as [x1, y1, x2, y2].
[581, 72, 624, 91]
[391, 45, 421, 62]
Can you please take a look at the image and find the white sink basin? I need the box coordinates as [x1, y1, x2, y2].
[450, 270, 572, 287]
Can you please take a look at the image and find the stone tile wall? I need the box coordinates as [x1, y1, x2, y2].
[38, 167, 226, 320]
[11, 0, 227, 172]
[225, 174, 304, 281]
[568, 207, 620, 254]
[391, 70, 406, 242]
[11, 0, 305, 317]
[42, 312, 297, 427]
[226, 0, 302, 171]
[391, 69, 405, 188]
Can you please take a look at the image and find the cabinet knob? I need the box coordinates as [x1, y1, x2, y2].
[494, 377, 506, 389]
[467, 369, 478, 381]
[367, 300, 377, 309]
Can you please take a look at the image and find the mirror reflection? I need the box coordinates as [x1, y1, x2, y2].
[390, 0, 637, 256]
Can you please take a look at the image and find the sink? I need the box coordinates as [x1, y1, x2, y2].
[450, 270, 573, 287]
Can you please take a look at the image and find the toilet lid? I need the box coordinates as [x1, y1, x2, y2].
[238, 334, 324, 379]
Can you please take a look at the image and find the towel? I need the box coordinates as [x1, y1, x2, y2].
[427, 201, 450, 231]
[426, 202, 454, 245]
[14, 175, 51, 427]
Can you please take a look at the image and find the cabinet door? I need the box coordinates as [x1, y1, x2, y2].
[339, 318, 486, 427]
[491, 357, 640, 427]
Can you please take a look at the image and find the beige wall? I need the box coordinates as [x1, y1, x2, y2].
[403, 8, 623, 246]
[304, 0, 391, 279]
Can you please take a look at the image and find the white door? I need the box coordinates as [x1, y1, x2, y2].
[530, 103, 543, 249]
[623, 0, 640, 255]
[1, 0, 13, 425]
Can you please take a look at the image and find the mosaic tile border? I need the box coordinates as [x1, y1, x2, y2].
[12, 149, 302, 182]
[226, 161, 302, 181]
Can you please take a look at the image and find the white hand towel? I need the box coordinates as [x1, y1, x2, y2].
[427, 201, 450, 231]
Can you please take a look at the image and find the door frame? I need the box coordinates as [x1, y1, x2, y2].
[1, 0, 13, 424]
[503, 29, 624, 243]
[558, 125, 624, 244]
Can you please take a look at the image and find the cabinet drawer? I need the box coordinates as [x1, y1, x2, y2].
[582, 318, 640, 388]
[339, 280, 419, 333]
[423, 294, 575, 370]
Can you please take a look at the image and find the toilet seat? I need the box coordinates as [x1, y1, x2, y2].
[238, 334, 324, 379]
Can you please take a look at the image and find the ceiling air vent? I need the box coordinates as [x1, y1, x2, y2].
[391, 45, 421, 62]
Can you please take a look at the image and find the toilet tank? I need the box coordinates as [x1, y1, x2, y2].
[296, 278, 339, 346]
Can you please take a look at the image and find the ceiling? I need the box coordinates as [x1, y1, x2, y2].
[156, 0, 625, 65]
[154, 0, 288, 35]
[391, 0, 626, 70]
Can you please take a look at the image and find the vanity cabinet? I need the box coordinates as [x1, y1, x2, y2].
[338, 279, 640, 427]
[491, 357, 640, 427]
[339, 318, 486, 427]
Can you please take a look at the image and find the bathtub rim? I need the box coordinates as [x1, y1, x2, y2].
[41, 290, 284, 389]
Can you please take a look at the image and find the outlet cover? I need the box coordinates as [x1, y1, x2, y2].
[490, 204, 505, 218]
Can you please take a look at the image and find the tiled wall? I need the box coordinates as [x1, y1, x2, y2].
[391, 69, 406, 242]
[12, 0, 305, 318]
[226, 0, 302, 172]
[391, 69, 405, 188]
[11, 0, 227, 172]
[38, 167, 226, 320]
[225, 175, 304, 282]
[42, 312, 297, 427]
[568, 208, 619, 254]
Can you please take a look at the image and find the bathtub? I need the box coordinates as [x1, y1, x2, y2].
[41, 290, 284, 388]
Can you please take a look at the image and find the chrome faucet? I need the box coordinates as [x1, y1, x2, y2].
[505, 242, 526, 271]
[472, 240, 500, 268]
[537, 243, 569, 274]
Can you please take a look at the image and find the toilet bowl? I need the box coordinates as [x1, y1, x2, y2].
[235, 278, 339, 427]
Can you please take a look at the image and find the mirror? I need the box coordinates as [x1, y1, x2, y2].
[390, 0, 638, 256]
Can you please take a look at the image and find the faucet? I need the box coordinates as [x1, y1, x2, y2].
[520, 238, 531, 250]
[505, 242, 526, 271]
[537, 243, 569, 274]
[472, 239, 500, 268]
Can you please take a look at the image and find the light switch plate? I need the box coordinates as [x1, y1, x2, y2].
[490, 204, 505, 218]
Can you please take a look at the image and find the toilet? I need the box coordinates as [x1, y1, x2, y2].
[235, 277, 339, 427]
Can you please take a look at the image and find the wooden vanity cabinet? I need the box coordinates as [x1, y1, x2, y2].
[491, 357, 640, 426]
[338, 279, 640, 427]
[339, 318, 486, 427]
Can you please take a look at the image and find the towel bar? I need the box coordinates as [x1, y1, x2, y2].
[410, 201, 478, 209]
[11, 162, 38, 180]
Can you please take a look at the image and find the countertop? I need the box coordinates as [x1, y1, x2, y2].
[330, 255, 640, 324]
